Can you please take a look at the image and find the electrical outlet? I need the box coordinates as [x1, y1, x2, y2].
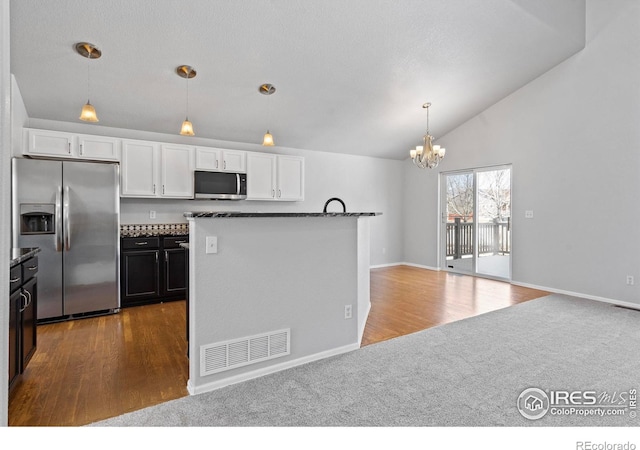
[206, 236, 218, 254]
[149, 210, 156, 219]
[627, 275, 635, 286]
[525, 210, 534, 219]
[344, 304, 352, 319]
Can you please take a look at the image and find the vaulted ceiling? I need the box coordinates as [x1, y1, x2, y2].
[10, 0, 585, 160]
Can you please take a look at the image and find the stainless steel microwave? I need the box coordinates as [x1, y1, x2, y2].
[193, 171, 247, 200]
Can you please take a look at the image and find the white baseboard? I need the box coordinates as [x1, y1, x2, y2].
[370, 262, 440, 271]
[369, 262, 402, 269]
[510, 280, 640, 310]
[187, 342, 361, 396]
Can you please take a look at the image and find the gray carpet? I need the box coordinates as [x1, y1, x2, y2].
[91, 294, 640, 426]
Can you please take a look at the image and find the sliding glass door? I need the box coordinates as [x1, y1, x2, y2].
[441, 165, 511, 280]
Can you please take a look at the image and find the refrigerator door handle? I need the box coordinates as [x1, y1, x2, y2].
[64, 186, 71, 251]
[55, 185, 63, 251]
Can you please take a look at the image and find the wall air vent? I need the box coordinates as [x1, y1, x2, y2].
[200, 329, 291, 376]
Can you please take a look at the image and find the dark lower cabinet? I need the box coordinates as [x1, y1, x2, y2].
[9, 290, 19, 389]
[121, 235, 188, 307]
[9, 256, 38, 392]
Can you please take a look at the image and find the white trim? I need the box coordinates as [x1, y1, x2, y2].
[186, 342, 360, 396]
[400, 262, 441, 271]
[370, 262, 441, 271]
[358, 301, 371, 345]
[511, 280, 640, 310]
[369, 262, 401, 269]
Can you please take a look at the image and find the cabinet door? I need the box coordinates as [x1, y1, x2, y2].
[164, 248, 187, 295]
[195, 147, 221, 171]
[25, 129, 75, 158]
[161, 144, 194, 198]
[221, 150, 246, 173]
[276, 155, 305, 201]
[78, 135, 120, 161]
[246, 152, 276, 200]
[21, 277, 37, 369]
[122, 250, 160, 300]
[9, 290, 20, 388]
[121, 140, 159, 197]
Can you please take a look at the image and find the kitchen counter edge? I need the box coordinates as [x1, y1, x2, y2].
[11, 247, 41, 268]
[183, 212, 382, 218]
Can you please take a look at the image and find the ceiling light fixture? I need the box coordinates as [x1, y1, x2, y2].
[410, 102, 446, 169]
[75, 42, 101, 122]
[259, 83, 276, 146]
[177, 65, 197, 136]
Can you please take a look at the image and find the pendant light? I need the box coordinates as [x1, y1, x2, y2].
[75, 42, 101, 122]
[177, 65, 196, 136]
[259, 83, 276, 146]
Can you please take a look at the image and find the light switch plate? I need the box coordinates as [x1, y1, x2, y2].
[206, 236, 218, 254]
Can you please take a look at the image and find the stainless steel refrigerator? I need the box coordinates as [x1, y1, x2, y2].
[12, 158, 120, 321]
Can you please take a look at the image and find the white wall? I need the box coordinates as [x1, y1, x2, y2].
[1, 0, 10, 427]
[404, 0, 640, 305]
[24, 117, 405, 266]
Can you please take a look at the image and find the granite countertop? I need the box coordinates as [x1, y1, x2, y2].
[11, 247, 41, 267]
[183, 212, 382, 218]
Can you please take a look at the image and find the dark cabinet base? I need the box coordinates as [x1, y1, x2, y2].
[120, 235, 188, 308]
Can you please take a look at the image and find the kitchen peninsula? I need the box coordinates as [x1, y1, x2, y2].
[184, 212, 380, 395]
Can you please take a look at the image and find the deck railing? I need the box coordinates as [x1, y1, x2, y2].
[446, 218, 510, 258]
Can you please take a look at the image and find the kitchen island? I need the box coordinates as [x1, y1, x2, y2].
[184, 212, 380, 395]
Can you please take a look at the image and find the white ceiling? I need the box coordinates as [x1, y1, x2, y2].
[10, 0, 585, 160]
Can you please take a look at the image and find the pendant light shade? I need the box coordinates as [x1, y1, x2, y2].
[259, 83, 276, 146]
[75, 42, 101, 122]
[180, 118, 195, 136]
[79, 101, 99, 122]
[262, 130, 274, 146]
[177, 65, 197, 136]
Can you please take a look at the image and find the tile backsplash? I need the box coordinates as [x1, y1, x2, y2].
[120, 223, 189, 237]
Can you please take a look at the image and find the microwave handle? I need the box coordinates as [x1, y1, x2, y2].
[236, 173, 240, 195]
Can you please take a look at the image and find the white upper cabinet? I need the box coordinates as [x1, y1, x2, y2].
[77, 134, 120, 161]
[195, 147, 221, 171]
[221, 149, 246, 172]
[24, 128, 120, 161]
[276, 155, 305, 201]
[121, 140, 194, 198]
[246, 152, 277, 200]
[160, 144, 195, 198]
[24, 129, 75, 158]
[120, 140, 159, 197]
[195, 147, 246, 173]
[246, 152, 304, 201]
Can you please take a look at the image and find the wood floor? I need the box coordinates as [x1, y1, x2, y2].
[8, 266, 548, 426]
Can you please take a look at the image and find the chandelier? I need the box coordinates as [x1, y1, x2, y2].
[409, 102, 446, 169]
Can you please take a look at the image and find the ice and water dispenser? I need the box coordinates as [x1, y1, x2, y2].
[20, 204, 55, 234]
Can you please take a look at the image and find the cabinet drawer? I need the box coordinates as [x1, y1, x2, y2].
[163, 236, 189, 249]
[121, 237, 160, 250]
[22, 257, 38, 282]
[10, 265, 22, 293]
